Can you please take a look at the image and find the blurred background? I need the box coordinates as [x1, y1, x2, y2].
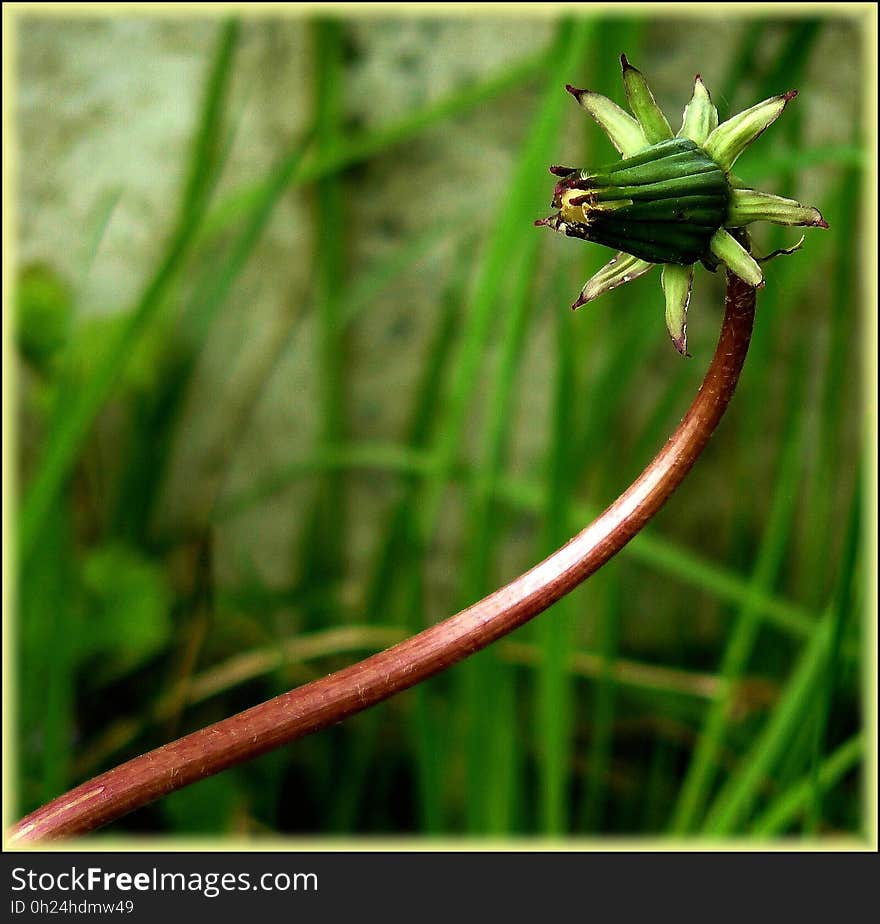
[10, 10, 870, 839]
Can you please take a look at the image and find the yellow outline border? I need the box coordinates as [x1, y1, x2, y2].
[2, 0, 877, 854]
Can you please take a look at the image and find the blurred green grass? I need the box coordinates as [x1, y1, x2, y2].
[12, 13, 868, 839]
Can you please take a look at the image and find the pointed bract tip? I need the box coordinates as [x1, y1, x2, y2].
[565, 84, 585, 100]
[549, 164, 578, 177]
[694, 73, 702, 83]
[620, 53, 633, 71]
[534, 218, 548, 227]
[571, 294, 588, 311]
[815, 217, 830, 230]
[671, 335, 690, 357]
[783, 89, 799, 103]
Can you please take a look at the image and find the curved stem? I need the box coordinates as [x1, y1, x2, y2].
[9, 273, 756, 843]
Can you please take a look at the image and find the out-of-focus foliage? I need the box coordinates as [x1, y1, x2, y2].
[15, 263, 72, 370]
[80, 543, 173, 676]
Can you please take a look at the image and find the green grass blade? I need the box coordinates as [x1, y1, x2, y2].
[457, 233, 541, 834]
[751, 734, 864, 837]
[579, 577, 621, 832]
[701, 615, 833, 835]
[702, 452, 861, 836]
[214, 441, 823, 647]
[719, 22, 762, 111]
[536, 270, 580, 835]
[736, 144, 865, 181]
[339, 221, 464, 329]
[328, 239, 473, 833]
[115, 126, 315, 542]
[415, 21, 592, 544]
[181, 20, 241, 217]
[77, 187, 124, 290]
[181, 128, 315, 348]
[670, 344, 810, 833]
[406, 17, 594, 831]
[799, 150, 862, 608]
[198, 46, 552, 243]
[806, 475, 862, 832]
[295, 19, 348, 619]
[17, 504, 75, 809]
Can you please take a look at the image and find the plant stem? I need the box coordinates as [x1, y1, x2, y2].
[9, 273, 756, 843]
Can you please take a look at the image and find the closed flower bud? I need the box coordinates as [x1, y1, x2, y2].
[536, 55, 827, 355]
[539, 138, 730, 265]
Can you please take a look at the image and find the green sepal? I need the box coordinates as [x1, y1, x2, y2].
[726, 188, 828, 228]
[678, 75, 718, 145]
[621, 54, 674, 144]
[566, 84, 649, 156]
[709, 229, 764, 287]
[662, 263, 694, 355]
[704, 91, 797, 172]
[572, 252, 654, 309]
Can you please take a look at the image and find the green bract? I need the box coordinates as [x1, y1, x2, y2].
[536, 55, 828, 355]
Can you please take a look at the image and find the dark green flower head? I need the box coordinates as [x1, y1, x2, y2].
[536, 55, 828, 354]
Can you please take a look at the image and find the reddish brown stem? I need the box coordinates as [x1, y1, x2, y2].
[9, 273, 756, 844]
